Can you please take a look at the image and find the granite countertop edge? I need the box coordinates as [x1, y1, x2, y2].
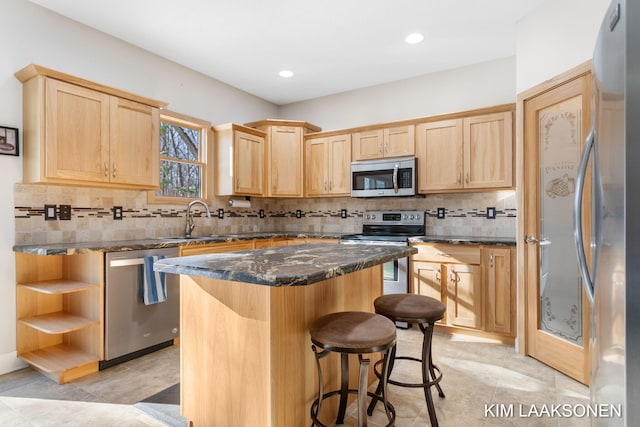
[13, 233, 516, 255]
[154, 244, 418, 287]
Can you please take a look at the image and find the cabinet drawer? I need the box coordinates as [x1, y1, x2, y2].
[412, 243, 480, 264]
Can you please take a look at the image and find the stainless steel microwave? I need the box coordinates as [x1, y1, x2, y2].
[350, 156, 417, 197]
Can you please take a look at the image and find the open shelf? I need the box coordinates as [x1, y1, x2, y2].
[19, 344, 100, 384]
[19, 312, 99, 334]
[18, 280, 99, 294]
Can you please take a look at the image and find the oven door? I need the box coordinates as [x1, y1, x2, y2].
[340, 239, 409, 294]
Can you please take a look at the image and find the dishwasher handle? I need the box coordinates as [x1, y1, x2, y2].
[109, 258, 145, 267]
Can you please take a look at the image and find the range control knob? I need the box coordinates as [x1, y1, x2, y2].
[371, 214, 376, 220]
[410, 214, 415, 220]
[403, 214, 408, 220]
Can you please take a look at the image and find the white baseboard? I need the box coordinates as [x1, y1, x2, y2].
[0, 351, 28, 375]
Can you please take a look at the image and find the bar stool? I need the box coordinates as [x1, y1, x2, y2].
[309, 311, 397, 427]
[367, 294, 446, 427]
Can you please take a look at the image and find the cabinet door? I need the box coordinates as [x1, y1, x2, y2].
[327, 134, 351, 195]
[305, 137, 328, 196]
[110, 97, 160, 188]
[484, 247, 514, 335]
[416, 119, 463, 192]
[269, 126, 303, 197]
[383, 125, 414, 158]
[413, 260, 444, 301]
[45, 79, 110, 182]
[446, 263, 482, 329]
[352, 129, 383, 160]
[234, 130, 264, 195]
[463, 112, 513, 189]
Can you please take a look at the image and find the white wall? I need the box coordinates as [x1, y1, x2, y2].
[278, 57, 517, 130]
[516, 0, 610, 94]
[0, 0, 277, 374]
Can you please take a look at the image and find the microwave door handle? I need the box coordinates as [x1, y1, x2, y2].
[393, 163, 399, 193]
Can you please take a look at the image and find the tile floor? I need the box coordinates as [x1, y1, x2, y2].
[0, 327, 590, 426]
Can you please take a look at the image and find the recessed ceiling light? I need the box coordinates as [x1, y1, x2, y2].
[279, 70, 294, 78]
[405, 33, 424, 44]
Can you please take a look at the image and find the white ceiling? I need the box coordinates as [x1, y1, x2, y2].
[29, 0, 544, 106]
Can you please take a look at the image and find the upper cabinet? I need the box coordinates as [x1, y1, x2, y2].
[213, 123, 266, 196]
[305, 133, 351, 197]
[416, 109, 513, 193]
[245, 120, 321, 198]
[15, 64, 166, 190]
[352, 124, 415, 161]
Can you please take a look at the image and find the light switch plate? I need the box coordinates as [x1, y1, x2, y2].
[59, 204, 71, 220]
[437, 208, 445, 219]
[296, 210, 302, 219]
[44, 204, 57, 221]
[113, 206, 123, 220]
[341, 209, 347, 219]
[259, 209, 265, 219]
[217, 208, 224, 219]
[486, 207, 496, 219]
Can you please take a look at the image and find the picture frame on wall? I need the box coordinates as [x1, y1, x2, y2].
[0, 126, 19, 156]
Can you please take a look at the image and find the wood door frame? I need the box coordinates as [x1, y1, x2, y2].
[516, 61, 592, 377]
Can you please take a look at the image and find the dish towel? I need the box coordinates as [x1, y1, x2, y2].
[143, 255, 167, 305]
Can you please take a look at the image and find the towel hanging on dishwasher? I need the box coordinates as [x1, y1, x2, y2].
[142, 255, 167, 305]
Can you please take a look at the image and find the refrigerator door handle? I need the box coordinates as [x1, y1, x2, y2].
[573, 125, 595, 305]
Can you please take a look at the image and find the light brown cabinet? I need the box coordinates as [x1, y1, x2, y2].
[213, 123, 266, 196]
[16, 64, 165, 189]
[245, 120, 321, 198]
[352, 125, 415, 161]
[416, 110, 513, 193]
[411, 242, 515, 341]
[15, 252, 103, 384]
[305, 133, 351, 197]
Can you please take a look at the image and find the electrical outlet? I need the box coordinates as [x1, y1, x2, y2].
[259, 209, 265, 219]
[44, 204, 57, 221]
[486, 207, 496, 219]
[437, 208, 445, 219]
[340, 209, 347, 219]
[296, 210, 302, 219]
[59, 204, 71, 220]
[113, 206, 123, 220]
[217, 208, 224, 219]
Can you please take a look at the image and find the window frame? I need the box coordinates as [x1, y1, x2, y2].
[148, 109, 212, 205]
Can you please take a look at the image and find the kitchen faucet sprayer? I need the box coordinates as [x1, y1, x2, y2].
[185, 200, 211, 238]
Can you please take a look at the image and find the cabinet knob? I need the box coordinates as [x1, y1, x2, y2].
[113, 162, 117, 178]
[104, 162, 109, 177]
[458, 171, 462, 184]
[490, 253, 494, 268]
[465, 172, 470, 184]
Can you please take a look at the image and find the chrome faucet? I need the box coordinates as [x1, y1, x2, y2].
[185, 200, 211, 238]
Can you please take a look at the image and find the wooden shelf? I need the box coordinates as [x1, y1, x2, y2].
[19, 312, 99, 334]
[18, 280, 99, 294]
[19, 344, 99, 384]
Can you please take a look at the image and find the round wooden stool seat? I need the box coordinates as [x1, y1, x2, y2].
[368, 294, 446, 427]
[374, 293, 446, 324]
[310, 311, 396, 427]
[310, 311, 397, 353]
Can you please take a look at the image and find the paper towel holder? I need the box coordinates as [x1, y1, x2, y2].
[228, 196, 251, 208]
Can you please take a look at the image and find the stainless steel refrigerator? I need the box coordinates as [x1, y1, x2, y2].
[574, 0, 640, 425]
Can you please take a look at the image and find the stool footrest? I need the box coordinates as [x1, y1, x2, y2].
[374, 356, 444, 389]
[311, 389, 396, 427]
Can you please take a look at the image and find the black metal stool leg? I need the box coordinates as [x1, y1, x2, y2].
[336, 353, 349, 424]
[357, 355, 370, 427]
[421, 323, 439, 427]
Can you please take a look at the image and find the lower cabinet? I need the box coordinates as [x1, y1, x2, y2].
[180, 237, 339, 256]
[411, 242, 515, 341]
[15, 252, 103, 384]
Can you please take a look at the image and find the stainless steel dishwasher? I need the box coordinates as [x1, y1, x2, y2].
[102, 247, 180, 369]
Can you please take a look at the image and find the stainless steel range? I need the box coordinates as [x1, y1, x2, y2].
[340, 210, 425, 295]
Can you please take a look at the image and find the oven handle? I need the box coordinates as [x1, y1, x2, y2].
[393, 163, 399, 193]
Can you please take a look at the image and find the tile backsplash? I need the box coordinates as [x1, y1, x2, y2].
[14, 183, 516, 245]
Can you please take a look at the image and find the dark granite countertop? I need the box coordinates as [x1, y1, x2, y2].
[153, 243, 418, 287]
[12, 232, 344, 255]
[409, 236, 516, 246]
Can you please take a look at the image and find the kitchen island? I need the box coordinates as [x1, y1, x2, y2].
[154, 243, 417, 427]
